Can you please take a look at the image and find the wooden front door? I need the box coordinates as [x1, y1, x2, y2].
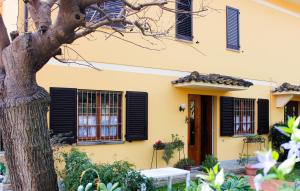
[188, 95, 213, 165]
[188, 95, 202, 165]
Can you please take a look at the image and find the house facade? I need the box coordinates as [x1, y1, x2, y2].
[2, 0, 300, 169]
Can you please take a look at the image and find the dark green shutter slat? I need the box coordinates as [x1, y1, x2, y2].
[220, 97, 234, 136]
[176, 0, 192, 41]
[226, 6, 240, 50]
[85, 0, 124, 28]
[126, 91, 148, 141]
[50, 87, 77, 144]
[258, 99, 270, 135]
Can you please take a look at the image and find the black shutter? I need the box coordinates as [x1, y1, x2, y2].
[220, 97, 234, 136]
[126, 91, 148, 141]
[258, 99, 270, 135]
[50, 87, 77, 144]
[226, 6, 240, 50]
[176, 0, 192, 41]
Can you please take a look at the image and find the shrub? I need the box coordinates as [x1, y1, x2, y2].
[174, 158, 195, 169]
[61, 149, 154, 191]
[202, 155, 218, 172]
[269, 123, 290, 161]
[61, 148, 97, 191]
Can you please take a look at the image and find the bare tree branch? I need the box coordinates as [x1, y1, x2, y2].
[0, 15, 9, 100]
[124, 0, 167, 11]
[26, 0, 53, 32]
[0, 15, 9, 52]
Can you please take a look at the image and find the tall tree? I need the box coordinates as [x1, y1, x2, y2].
[0, 0, 208, 190]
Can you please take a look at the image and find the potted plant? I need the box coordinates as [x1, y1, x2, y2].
[174, 158, 195, 171]
[153, 140, 165, 150]
[238, 153, 258, 176]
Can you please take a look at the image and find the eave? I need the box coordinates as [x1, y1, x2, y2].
[173, 81, 249, 91]
[273, 91, 300, 107]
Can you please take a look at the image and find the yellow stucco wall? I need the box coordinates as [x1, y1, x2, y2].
[10, 0, 300, 169]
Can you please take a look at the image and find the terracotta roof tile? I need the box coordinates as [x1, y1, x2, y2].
[172, 71, 253, 87]
[273, 83, 300, 92]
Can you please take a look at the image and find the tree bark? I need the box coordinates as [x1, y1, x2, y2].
[0, 33, 58, 191]
[0, 97, 58, 191]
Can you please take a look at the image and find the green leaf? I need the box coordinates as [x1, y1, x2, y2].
[213, 163, 219, 174]
[287, 117, 296, 129]
[272, 151, 279, 161]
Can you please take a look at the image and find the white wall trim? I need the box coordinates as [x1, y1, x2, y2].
[48, 58, 277, 87]
[3, 0, 19, 33]
[253, 0, 300, 19]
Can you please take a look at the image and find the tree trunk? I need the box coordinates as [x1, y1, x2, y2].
[0, 97, 58, 191]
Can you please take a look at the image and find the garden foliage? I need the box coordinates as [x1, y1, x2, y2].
[60, 148, 154, 191]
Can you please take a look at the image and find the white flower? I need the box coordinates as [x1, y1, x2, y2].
[291, 126, 300, 142]
[277, 154, 300, 175]
[77, 185, 84, 191]
[214, 168, 224, 186]
[200, 183, 213, 191]
[253, 174, 264, 191]
[293, 117, 300, 129]
[281, 140, 300, 158]
[252, 150, 276, 175]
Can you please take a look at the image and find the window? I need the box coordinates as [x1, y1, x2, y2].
[226, 6, 240, 50]
[176, 0, 192, 41]
[85, 0, 124, 28]
[284, 101, 298, 123]
[78, 90, 122, 142]
[233, 98, 255, 135]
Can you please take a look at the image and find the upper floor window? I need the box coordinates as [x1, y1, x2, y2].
[233, 98, 255, 135]
[85, 0, 124, 28]
[176, 0, 192, 41]
[78, 90, 122, 142]
[226, 6, 240, 50]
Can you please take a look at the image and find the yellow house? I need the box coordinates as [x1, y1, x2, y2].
[4, 0, 300, 169]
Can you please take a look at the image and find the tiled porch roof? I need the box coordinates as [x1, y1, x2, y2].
[171, 71, 253, 88]
[273, 83, 300, 93]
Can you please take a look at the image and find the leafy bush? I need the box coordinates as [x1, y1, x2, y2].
[96, 161, 154, 191]
[202, 155, 218, 172]
[269, 123, 290, 161]
[61, 149, 154, 191]
[174, 158, 195, 169]
[61, 148, 97, 191]
[221, 174, 254, 191]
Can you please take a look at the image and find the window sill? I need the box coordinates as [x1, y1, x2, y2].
[175, 37, 193, 44]
[226, 47, 241, 52]
[77, 140, 124, 146]
[232, 134, 256, 138]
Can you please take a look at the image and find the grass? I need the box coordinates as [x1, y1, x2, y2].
[155, 182, 186, 191]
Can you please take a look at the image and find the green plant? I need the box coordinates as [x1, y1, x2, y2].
[162, 134, 185, 165]
[221, 174, 254, 191]
[98, 182, 121, 191]
[0, 162, 6, 176]
[202, 155, 218, 172]
[162, 143, 175, 165]
[172, 134, 184, 151]
[174, 158, 195, 169]
[61, 148, 97, 191]
[269, 122, 290, 161]
[61, 149, 154, 191]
